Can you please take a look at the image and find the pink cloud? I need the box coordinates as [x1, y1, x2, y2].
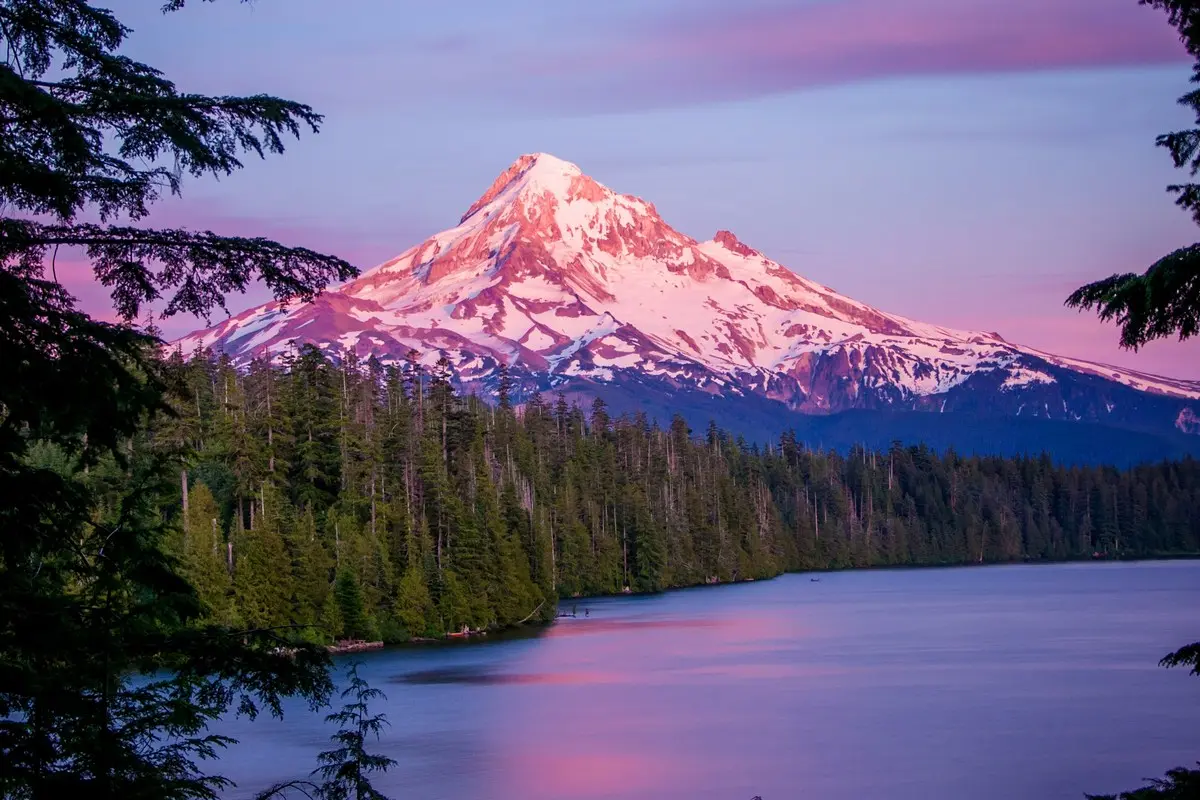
[520, 0, 1188, 110]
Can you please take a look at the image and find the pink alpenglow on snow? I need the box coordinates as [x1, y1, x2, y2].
[58, 0, 1200, 378]
[176, 154, 1200, 438]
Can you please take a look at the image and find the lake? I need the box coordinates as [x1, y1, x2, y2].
[217, 561, 1200, 800]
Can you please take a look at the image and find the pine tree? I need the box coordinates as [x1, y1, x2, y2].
[496, 363, 513, 411]
[180, 483, 234, 624]
[256, 665, 396, 800]
[0, 1, 351, 795]
[1068, 2, 1200, 351]
[395, 567, 435, 639]
[437, 570, 473, 634]
[626, 484, 665, 593]
[288, 507, 335, 632]
[230, 484, 297, 629]
[333, 570, 374, 642]
[312, 664, 396, 800]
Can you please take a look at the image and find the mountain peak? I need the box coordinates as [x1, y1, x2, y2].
[460, 153, 586, 223]
[713, 230, 760, 258]
[525, 152, 582, 174]
[176, 153, 1200, 454]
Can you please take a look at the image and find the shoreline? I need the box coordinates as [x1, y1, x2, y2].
[568, 550, 1200, 601]
[354, 552, 1200, 653]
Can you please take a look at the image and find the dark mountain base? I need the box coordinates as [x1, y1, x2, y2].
[573, 380, 1200, 467]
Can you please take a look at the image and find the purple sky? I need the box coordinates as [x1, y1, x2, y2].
[63, 0, 1200, 378]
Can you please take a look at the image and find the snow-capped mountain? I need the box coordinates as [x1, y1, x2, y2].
[178, 153, 1200, 456]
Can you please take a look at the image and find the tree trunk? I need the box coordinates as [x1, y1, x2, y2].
[181, 467, 189, 531]
[622, 521, 628, 589]
[266, 378, 275, 473]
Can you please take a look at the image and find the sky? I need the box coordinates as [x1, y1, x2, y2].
[62, 0, 1200, 378]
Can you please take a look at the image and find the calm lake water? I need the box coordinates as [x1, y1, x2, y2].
[217, 561, 1200, 800]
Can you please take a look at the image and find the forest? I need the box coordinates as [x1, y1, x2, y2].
[149, 344, 1200, 644]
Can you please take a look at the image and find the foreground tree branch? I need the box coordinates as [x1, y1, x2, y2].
[0, 1, 357, 797]
[3, 219, 356, 320]
[1066, 245, 1200, 349]
[1161, 641, 1200, 676]
[1067, 2, 1200, 350]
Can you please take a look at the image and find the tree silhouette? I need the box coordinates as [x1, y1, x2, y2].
[1068, 1, 1200, 349]
[0, 1, 356, 796]
[312, 664, 396, 800]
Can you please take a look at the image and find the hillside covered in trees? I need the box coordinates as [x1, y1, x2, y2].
[157, 345, 1200, 644]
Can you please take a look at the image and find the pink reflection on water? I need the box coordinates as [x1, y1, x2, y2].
[490, 610, 805, 798]
[676, 662, 851, 681]
[502, 748, 689, 799]
[546, 612, 802, 644]
[505, 670, 623, 686]
[543, 616, 728, 638]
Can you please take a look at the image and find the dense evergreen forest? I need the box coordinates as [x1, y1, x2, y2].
[157, 345, 1200, 644]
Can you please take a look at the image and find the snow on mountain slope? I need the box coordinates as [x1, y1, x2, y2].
[177, 153, 1200, 435]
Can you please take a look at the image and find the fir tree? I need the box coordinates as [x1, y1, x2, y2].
[312, 664, 396, 800]
[179, 483, 234, 624]
[288, 507, 335, 633]
[333, 570, 374, 642]
[0, 1, 352, 795]
[1069, 1, 1200, 351]
[395, 567, 435, 639]
[233, 487, 297, 630]
[255, 665, 395, 800]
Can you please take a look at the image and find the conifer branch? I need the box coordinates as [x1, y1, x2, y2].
[3, 219, 356, 320]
